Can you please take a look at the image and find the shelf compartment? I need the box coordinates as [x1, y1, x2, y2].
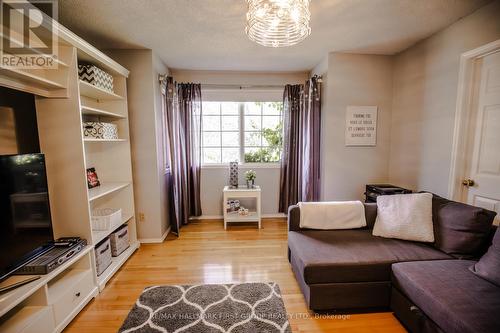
[0, 306, 54, 333]
[79, 80, 123, 100]
[81, 104, 126, 119]
[92, 213, 134, 245]
[97, 241, 139, 290]
[88, 182, 130, 202]
[225, 211, 260, 222]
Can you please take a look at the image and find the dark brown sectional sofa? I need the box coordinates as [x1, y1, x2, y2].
[287, 194, 499, 333]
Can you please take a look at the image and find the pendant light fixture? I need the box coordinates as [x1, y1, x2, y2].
[245, 0, 311, 48]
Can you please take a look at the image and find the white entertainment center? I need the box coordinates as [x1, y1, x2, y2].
[0, 247, 97, 333]
[0, 2, 139, 332]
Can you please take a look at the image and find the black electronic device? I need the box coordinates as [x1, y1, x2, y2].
[365, 184, 413, 203]
[14, 238, 87, 275]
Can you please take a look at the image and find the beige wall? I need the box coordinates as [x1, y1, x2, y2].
[318, 53, 394, 201]
[108, 49, 170, 241]
[171, 70, 308, 217]
[389, 0, 500, 196]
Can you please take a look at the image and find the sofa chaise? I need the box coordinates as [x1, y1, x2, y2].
[287, 194, 499, 333]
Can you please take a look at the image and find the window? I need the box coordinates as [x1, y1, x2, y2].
[201, 102, 283, 164]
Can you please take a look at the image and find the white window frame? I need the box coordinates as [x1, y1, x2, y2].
[201, 101, 282, 167]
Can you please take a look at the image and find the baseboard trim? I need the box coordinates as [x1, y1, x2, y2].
[139, 226, 170, 243]
[190, 213, 286, 220]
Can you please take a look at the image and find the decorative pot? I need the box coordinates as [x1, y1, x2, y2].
[246, 179, 255, 188]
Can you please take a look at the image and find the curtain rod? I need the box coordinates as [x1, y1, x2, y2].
[158, 74, 322, 88]
[201, 83, 285, 90]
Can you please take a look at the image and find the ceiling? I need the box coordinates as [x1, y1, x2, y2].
[58, 0, 490, 72]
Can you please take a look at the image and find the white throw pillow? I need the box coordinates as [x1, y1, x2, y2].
[299, 201, 366, 230]
[372, 193, 434, 242]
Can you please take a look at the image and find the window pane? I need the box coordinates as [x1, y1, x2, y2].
[245, 116, 261, 131]
[244, 147, 279, 163]
[222, 148, 240, 163]
[263, 102, 282, 115]
[203, 132, 220, 147]
[244, 147, 262, 163]
[244, 132, 261, 146]
[262, 116, 281, 130]
[264, 147, 281, 162]
[221, 102, 239, 115]
[222, 132, 239, 147]
[203, 102, 220, 115]
[203, 148, 221, 164]
[203, 115, 220, 131]
[221, 116, 239, 131]
[201, 101, 283, 165]
[244, 102, 261, 115]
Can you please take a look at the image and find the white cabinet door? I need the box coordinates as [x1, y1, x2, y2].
[467, 51, 500, 224]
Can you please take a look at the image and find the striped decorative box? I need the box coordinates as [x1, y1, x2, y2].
[78, 63, 114, 92]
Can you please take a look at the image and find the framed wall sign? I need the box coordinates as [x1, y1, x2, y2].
[345, 106, 378, 146]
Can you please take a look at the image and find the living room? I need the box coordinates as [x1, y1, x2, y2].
[0, 1, 499, 332]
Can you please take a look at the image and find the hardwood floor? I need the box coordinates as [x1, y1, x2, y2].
[65, 219, 406, 333]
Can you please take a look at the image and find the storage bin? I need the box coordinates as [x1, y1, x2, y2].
[110, 224, 130, 257]
[78, 63, 114, 92]
[95, 238, 112, 276]
[91, 208, 122, 231]
[83, 121, 118, 140]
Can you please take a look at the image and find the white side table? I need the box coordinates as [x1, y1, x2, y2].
[223, 185, 261, 229]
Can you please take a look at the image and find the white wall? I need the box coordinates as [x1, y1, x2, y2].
[389, 0, 500, 196]
[317, 53, 394, 201]
[171, 70, 308, 217]
[108, 49, 171, 241]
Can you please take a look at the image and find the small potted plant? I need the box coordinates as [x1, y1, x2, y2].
[245, 170, 256, 188]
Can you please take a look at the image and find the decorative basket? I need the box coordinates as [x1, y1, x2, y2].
[78, 63, 114, 92]
[83, 121, 118, 140]
[109, 224, 130, 257]
[95, 238, 112, 276]
[91, 208, 122, 231]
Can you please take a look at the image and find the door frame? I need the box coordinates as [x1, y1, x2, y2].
[448, 39, 500, 202]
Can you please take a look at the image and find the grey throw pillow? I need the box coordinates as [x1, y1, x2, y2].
[430, 194, 496, 258]
[470, 228, 500, 287]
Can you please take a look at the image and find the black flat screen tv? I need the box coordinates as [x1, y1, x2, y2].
[0, 153, 54, 281]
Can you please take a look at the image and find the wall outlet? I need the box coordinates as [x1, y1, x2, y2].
[138, 213, 145, 222]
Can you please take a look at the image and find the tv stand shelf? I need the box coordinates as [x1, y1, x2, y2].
[0, 246, 98, 333]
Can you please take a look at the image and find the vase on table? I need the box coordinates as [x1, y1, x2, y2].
[246, 179, 255, 189]
[229, 161, 238, 188]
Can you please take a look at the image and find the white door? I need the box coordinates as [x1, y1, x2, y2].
[466, 51, 500, 224]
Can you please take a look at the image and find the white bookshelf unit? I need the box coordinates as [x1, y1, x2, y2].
[0, 3, 139, 332]
[34, 29, 140, 293]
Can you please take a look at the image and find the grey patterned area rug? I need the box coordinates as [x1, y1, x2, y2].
[119, 282, 292, 333]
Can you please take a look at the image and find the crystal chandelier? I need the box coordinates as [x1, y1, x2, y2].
[245, 0, 311, 48]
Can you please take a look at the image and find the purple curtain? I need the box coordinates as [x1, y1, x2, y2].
[279, 76, 321, 212]
[164, 77, 202, 235]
